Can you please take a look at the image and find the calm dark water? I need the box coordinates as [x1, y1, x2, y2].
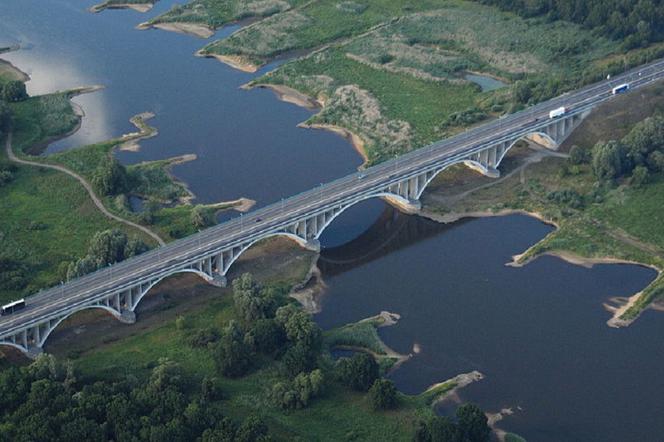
[0, 0, 366, 211]
[316, 209, 663, 442]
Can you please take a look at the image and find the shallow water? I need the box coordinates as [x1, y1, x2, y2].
[465, 73, 507, 92]
[316, 209, 663, 442]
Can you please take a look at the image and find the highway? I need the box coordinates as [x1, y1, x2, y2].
[3, 57, 664, 340]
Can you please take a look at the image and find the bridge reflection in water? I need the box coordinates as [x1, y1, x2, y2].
[318, 205, 468, 278]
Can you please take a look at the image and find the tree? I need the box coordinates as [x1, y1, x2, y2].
[235, 415, 269, 442]
[512, 81, 532, 104]
[191, 206, 214, 229]
[214, 321, 253, 378]
[92, 158, 128, 196]
[568, 145, 590, 165]
[592, 140, 627, 181]
[631, 165, 649, 187]
[429, 416, 460, 442]
[270, 369, 325, 409]
[456, 403, 491, 442]
[336, 353, 379, 392]
[369, 378, 397, 410]
[247, 319, 285, 354]
[1, 80, 28, 102]
[232, 274, 276, 323]
[647, 150, 664, 171]
[0, 100, 11, 131]
[87, 228, 128, 266]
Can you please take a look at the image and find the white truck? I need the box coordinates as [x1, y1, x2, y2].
[612, 83, 630, 95]
[549, 106, 567, 119]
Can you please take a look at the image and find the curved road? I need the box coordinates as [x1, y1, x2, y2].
[5, 132, 165, 246]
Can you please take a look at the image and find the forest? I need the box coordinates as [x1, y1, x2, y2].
[477, 0, 664, 48]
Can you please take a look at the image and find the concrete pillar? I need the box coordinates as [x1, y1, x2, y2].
[114, 293, 120, 310]
[127, 289, 134, 310]
[303, 239, 321, 253]
[119, 310, 136, 324]
[33, 325, 41, 346]
[206, 257, 212, 275]
[22, 330, 28, 349]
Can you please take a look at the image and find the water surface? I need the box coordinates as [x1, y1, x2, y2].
[316, 210, 662, 442]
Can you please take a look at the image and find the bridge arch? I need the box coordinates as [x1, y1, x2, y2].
[414, 130, 555, 200]
[313, 191, 411, 241]
[0, 340, 28, 354]
[38, 304, 122, 348]
[129, 268, 215, 313]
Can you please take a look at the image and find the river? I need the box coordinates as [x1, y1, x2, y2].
[316, 206, 663, 441]
[2, 2, 663, 441]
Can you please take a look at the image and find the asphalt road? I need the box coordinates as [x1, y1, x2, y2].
[3, 57, 664, 339]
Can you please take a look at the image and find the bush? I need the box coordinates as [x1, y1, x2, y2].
[188, 327, 221, 348]
[1, 80, 28, 102]
[270, 369, 325, 410]
[336, 353, 379, 392]
[631, 165, 650, 187]
[92, 158, 128, 196]
[213, 321, 253, 378]
[369, 378, 397, 410]
[592, 140, 627, 181]
[568, 145, 590, 165]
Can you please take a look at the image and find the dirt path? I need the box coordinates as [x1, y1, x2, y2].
[5, 132, 166, 246]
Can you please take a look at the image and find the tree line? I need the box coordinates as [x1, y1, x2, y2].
[476, 0, 664, 49]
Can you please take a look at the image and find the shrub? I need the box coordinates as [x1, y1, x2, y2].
[336, 353, 379, 392]
[369, 378, 397, 410]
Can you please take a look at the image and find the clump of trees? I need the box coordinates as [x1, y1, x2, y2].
[66, 229, 148, 280]
[92, 157, 128, 197]
[415, 403, 491, 442]
[590, 115, 664, 183]
[0, 80, 28, 102]
[368, 378, 398, 410]
[335, 352, 379, 392]
[0, 355, 271, 441]
[270, 369, 325, 410]
[478, 0, 664, 49]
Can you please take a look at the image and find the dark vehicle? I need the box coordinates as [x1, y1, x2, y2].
[255, 218, 262, 223]
[1, 299, 26, 316]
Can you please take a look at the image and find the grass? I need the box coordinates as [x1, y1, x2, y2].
[10, 93, 80, 155]
[149, 0, 306, 29]
[200, 0, 446, 67]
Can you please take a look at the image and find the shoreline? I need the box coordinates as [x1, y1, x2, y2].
[195, 50, 258, 72]
[300, 122, 369, 168]
[137, 22, 215, 39]
[90, 2, 154, 13]
[248, 80, 370, 168]
[420, 206, 662, 328]
[422, 370, 484, 406]
[0, 58, 30, 83]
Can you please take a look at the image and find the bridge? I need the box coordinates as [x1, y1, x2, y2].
[3, 58, 664, 357]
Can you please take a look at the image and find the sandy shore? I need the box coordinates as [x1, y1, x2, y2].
[248, 83, 322, 110]
[137, 22, 215, 39]
[302, 123, 369, 168]
[423, 370, 484, 406]
[118, 111, 157, 151]
[90, 2, 154, 13]
[195, 50, 259, 72]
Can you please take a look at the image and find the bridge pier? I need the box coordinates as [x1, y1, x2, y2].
[119, 310, 136, 324]
[26, 346, 44, 360]
[383, 195, 421, 214]
[303, 239, 321, 253]
[210, 274, 228, 288]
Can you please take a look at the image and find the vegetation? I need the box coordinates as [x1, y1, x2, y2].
[478, 0, 664, 49]
[0, 271, 491, 440]
[148, 0, 304, 29]
[66, 229, 148, 280]
[414, 404, 491, 442]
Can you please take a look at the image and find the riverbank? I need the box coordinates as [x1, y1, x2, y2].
[137, 21, 214, 39]
[90, 1, 156, 13]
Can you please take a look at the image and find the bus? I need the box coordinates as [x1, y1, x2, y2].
[1, 299, 26, 316]
[612, 83, 630, 95]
